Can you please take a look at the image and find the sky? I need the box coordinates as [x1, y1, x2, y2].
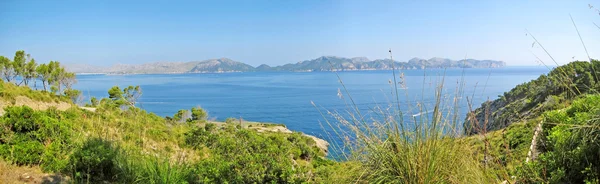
[0, 0, 599, 67]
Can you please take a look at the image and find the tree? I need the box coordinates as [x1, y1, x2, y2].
[107, 86, 126, 108]
[89, 97, 99, 107]
[64, 89, 82, 104]
[122, 86, 142, 107]
[191, 107, 208, 122]
[173, 109, 191, 123]
[23, 58, 37, 86]
[58, 72, 76, 92]
[107, 86, 142, 108]
[108, 86, 122, 99]
[36, 63, 51, 91]
[41, 61, 76, 94]
[46, 61, 61, 92]
[51, 66, 64, 93]
[0, 56, 14, 82]
[47, 61, 59, 86]
[13, 50, 27, 85]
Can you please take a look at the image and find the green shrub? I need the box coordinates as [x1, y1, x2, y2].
[191, 107, 207, 122]
[10, 138, 44, 165]
[0, 106, 73, 169]
[225, 117, 236, 124]
[185, 124, 322, 183]
[41, 141, 70, 172]
[3, 105, 38, 133]
[519, 95, 600, 183]
[68, 138, 119, 182]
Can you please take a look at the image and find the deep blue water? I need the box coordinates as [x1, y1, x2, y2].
[73, 67, 548, 155]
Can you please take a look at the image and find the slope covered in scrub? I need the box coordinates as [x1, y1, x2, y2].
[0, 80, 333, 183]
[464, 60, 600, 135]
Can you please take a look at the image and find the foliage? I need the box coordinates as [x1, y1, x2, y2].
[190, 107, 207, 122]
[517, 95, 600, 183]
[465, 60, 600, 135]
[0, 56, 15, 82]
[86, 96, 99, 107]
[123, 85, 142, 106]
[463, 118, 538, 179]
[172, 109, 190, 123]
[185, 123, 324, 183]
[0, 81, 332, 183]
[0, 78, 70, 103]
[63, 88, 82, 104]
[68, 138, 119, 182]
[0, 50, 78, 102]
[114, 152, 197, 183]
[107, 85, 142, 108]
[225, 117, 237, 124]
[0, 106, 72, 171]
[3, 49, 596, 183]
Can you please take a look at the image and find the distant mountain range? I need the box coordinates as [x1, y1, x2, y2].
[66, 56, 506, 74]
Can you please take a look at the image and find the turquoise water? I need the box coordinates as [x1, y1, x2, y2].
[74, 67, 548, 154]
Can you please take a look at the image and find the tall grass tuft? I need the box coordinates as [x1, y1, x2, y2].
[114, 151, 196, 184]
[318, 50, 494, 183]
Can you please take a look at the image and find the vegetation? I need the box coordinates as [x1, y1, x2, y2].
[517, 95, 600, 183]
[1, 48, 600, 183]
[319, 64, 494, 183]
[465, 60, 600, 135]
[0, 51, 78, 100]
[460, 59, 600, 183]
[0, 64, 332, 183]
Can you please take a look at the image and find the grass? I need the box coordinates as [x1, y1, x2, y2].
[0, 80, 69, 104]
[313, 50, 501, 183]
[2, 13, 600, 181]
[0, 80, 335, 183]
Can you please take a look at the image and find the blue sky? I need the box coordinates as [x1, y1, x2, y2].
[0, 0, 599, 66]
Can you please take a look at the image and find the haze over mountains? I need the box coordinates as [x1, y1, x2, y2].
[66, 56, 506, 74]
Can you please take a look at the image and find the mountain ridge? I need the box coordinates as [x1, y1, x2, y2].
[66, 56, 506, 74]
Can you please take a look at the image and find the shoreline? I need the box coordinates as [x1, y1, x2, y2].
[208, 120, 330, 155]
[75, 66, 512, 75]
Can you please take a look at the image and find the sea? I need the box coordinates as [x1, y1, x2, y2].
[73, 66, 548, 155]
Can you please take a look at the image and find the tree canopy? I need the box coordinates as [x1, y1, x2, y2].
[0, 50, 79, 102]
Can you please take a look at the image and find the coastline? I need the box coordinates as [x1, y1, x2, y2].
[75, 66, 509, 75]
[208, 120, 330, 155]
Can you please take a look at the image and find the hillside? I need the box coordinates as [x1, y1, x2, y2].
[0, 80, 335, 183]
[67, 58, 256, 74]
[462, 60, 600, 183]
[66, 56, 506, 74]
[464, 60, 600, 135]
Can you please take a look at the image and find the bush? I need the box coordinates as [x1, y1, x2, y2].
[113, 152, 197, 183]
[225, 117, 236, 124]
[40, 142, 70, 172]
[191, 107, 207, 121]
[3, 105, 38, 133]
[10, 138, 44, 165]
[519, 95, 600, 183]
[68, 138, 119, 182]
[184, 124, 323, 183]
[0, 106, 73, 170]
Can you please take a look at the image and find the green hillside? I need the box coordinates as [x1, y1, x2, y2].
[465, 60, 600, 135]
[0, 51, 335, 183]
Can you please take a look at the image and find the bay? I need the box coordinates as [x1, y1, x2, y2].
[74, 66, 548, 152]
